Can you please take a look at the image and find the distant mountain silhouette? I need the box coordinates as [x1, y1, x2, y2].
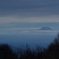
[39, 27, 52, 30]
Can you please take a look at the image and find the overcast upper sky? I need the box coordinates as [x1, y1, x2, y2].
[0, 0, 59, 23]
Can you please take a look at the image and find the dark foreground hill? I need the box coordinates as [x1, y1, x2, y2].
[0, 34, 59, 59]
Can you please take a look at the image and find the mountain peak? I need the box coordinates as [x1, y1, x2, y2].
[39, 27, 52, 30]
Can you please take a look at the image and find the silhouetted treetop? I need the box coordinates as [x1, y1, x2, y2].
[0, 44, 18, 59]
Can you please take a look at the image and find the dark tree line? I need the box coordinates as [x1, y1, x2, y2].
[0, 44, 18, 59]
[0, 34, 59, 59]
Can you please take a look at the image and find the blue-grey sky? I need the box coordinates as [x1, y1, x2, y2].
[0, 0, 59, 23]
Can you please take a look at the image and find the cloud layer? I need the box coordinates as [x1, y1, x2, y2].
[0, 0, 59, 23]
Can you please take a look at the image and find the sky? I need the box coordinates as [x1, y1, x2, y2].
[0, 0, 59, 24]
[0, 0, 59, 46]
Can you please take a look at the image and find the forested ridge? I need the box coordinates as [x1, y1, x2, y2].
[0, 34, 59, 59]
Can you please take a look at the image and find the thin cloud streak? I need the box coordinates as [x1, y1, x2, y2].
[0, 15, 59, 23]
